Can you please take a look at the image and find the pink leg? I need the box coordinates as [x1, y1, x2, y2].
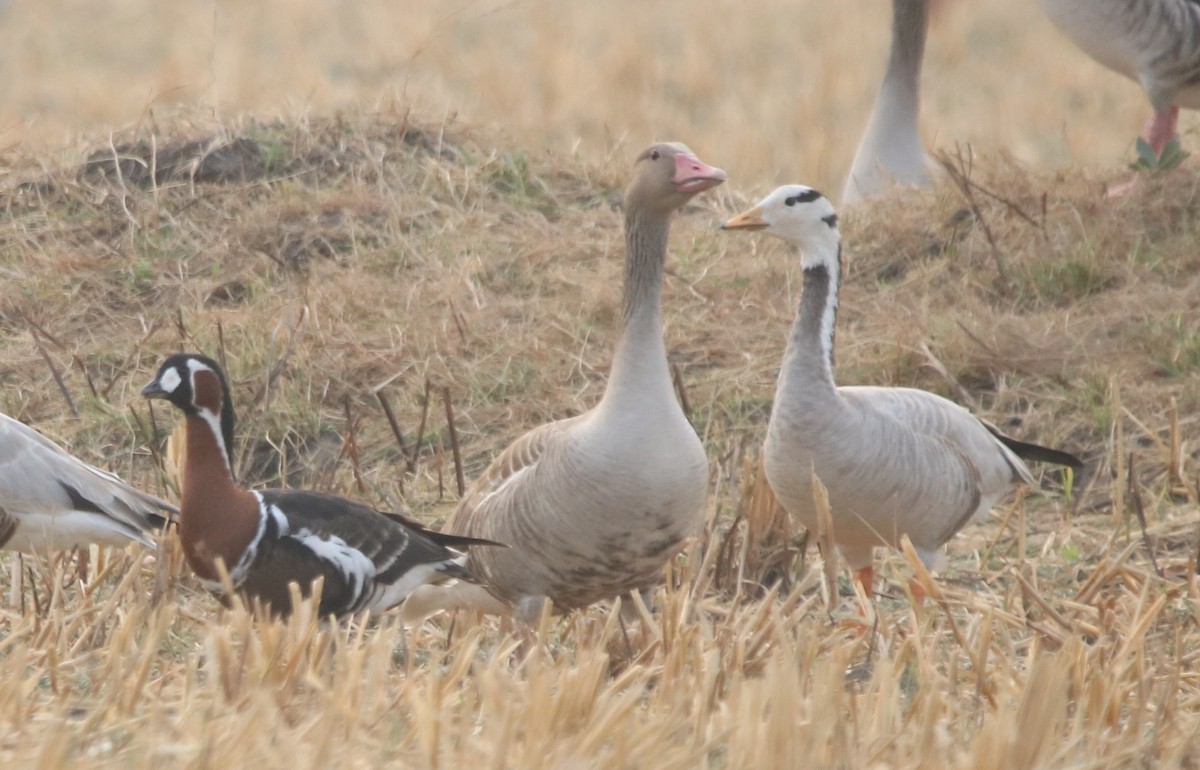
[1108, 105, 1183, 197]
[1145, 106, 1180, 158]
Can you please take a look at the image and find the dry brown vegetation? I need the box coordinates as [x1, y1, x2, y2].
[3, 0, 1199, 192]
[0, 110, 1197, 768]
[1, 0, 1200, 765]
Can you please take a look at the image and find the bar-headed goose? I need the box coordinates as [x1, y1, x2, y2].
[843, 0, 933, 206]
[141, 353, 498, 619]
[412, 143, 725, 624]
[0, 412, 176, 552]
[722, 185, 1081, 593]
[1038, 0, 1200, 165]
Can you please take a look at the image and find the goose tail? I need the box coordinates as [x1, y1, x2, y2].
[984, 424, 1084, 469]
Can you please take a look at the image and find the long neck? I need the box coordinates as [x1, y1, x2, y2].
[776, 240, 842, 408]
[882, 0, 927, 109]
[888, 0, 931, 100]
[598, 207, 677, 413]
[845, 0, 929, 199]
[180, 412, 260, 582]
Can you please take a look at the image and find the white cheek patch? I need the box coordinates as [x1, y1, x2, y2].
[158, 367, 183, 394]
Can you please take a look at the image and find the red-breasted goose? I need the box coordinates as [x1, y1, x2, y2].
[0, 412, 176, 552]
[141, 353, 498, 619]
[722, 185, 1082, 594]
[406, 143, 725, 624]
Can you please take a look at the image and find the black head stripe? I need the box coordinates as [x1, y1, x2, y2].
[784, 188, 824, 207]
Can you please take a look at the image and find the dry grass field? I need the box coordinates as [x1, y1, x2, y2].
[4, 0, 1200, 190]
[1, 0, 1200, 767]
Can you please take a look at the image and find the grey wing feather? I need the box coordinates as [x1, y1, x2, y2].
[0, 413, 177, 549]
[444, 417, 579, 538]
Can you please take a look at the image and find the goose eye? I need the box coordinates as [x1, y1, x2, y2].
[784, 196, 798, 207]
[650, 150, 660, 161]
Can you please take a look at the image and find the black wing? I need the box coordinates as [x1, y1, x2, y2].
[249, 490, 499, 617]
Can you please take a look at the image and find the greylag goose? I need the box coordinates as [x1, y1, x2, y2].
[410, 143, 725, 624]
[1039, 0, 1200, 166]
[0, 411, 176, 552]
[142, 353, 498, 619]
[722, 185, 1082, 593]
[843, 0, 933, 205]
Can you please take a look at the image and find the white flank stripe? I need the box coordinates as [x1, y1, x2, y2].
[371, 530, 409, 576]
[366, 561, 449, 614]
[292, 528, 376, 603]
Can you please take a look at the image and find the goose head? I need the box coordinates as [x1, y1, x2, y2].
[721, 185, 842, 269]
[142, 353, 237, 469]
[625, 142, 727, 215]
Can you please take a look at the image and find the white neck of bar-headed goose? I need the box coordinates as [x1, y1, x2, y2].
[722, 185, 842, 392]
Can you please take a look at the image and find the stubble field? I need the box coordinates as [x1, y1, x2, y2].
[1, 0, 1199, 767]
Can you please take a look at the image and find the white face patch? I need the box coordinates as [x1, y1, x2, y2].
[157, 366, 183, 394]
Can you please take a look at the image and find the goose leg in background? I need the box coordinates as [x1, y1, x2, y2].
[1108, 106, 1184, 196]
[1146, 105, 1181, 157]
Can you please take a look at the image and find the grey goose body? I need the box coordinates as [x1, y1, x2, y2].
[1040, 0, 1200, 163]
[0, 412, 176, 553]
[410, 143, 725, 623]
[722, 185, 1082, 591]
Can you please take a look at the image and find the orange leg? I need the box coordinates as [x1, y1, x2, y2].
[906, 576, 928, 607]
[841, 564, 877, 630]
[853, 565, 875, 600]
[857, 564, 931, 607]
